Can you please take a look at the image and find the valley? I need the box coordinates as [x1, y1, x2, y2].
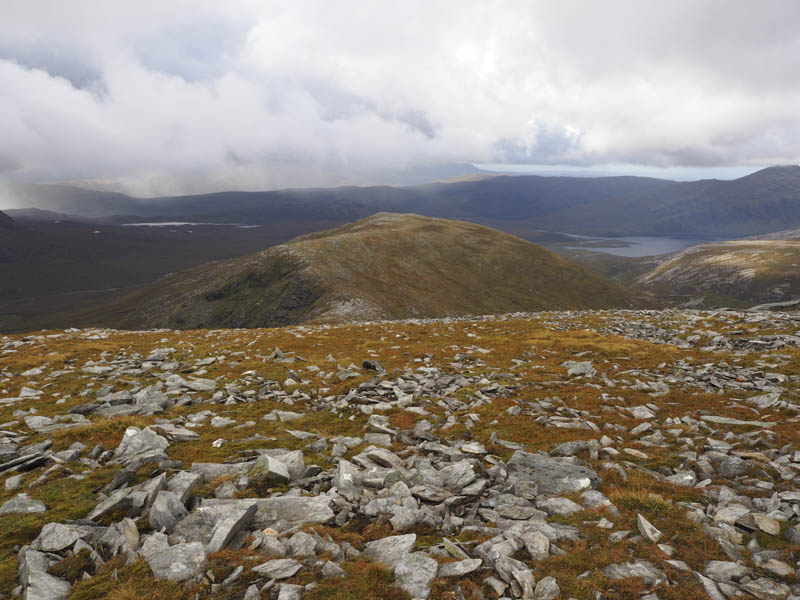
[7, 166, 800, 334]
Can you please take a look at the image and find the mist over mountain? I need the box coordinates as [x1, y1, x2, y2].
[6, 165, 800, 238]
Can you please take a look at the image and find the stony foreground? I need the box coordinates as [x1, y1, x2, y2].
[1, 309, 799, 600]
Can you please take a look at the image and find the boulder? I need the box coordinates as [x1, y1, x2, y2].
[252, 558, 303, 579]
[139, 533, 206, 581]
[18, 548, 71, 600]
[364, 534, 416, 569]
[394, 552, 438, 599]
[507, 451, 601, 496]
[248, 455, 290, 486]
[149, 490, 188, 534]
[113, 427, 169, 465]
[0, 493, 46, 515]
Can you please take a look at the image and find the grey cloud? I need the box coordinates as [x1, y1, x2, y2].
[1, 0, 799, 195]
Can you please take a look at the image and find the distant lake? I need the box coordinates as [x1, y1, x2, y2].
[566, 235, 727, 257]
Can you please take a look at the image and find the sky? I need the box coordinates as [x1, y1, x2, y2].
[1, 0, 800, 197]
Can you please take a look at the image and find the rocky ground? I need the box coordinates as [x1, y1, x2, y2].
[1, 309, 799, 600]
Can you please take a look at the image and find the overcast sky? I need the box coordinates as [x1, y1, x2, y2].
[1, 0, 800, 196]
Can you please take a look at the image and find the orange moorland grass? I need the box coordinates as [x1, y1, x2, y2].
[1, 311, 797, 598]
[303, 559, 410, 600]
[69, 557, 193, 600]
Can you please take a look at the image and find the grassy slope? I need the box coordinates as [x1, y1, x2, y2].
[2, 310, 799, 598]
[0, 219, 349, 333]
[637, 239, 800, 307]
[88, 213, 641, 330]
[0, 211, 13, 229]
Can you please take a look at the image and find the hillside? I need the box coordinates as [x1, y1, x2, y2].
[1, 309, 799, 600]
[0, 219, 350, 334]
[93, 213, 640, 330]
[7, 165, 800, 238]
[636, 238, 800, 308]
[0, 210, 13, 228]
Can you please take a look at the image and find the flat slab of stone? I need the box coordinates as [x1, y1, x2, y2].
[201, 496, 334, 528]
[699, 415, 775, 428]
[364, 534, 416, 569]
[0, 493, 46, 515]
[602, 560, 667, 587]
[18, 548, 71, 600]
[252, 558, 302, 579]
[140, 533, 207, 581]
[507, 451, 601, 496]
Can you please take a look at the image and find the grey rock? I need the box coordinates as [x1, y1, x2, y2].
[87, 488, 131, 521]
[783, 524, 800, 545]
[521, 530, 550, 561]
[438, 558, 482, 577]
[364, 534, 416, 569]
[252, 558, 302, 579]
[394, 552, 438, 599]
[507, 451, 601, 496]
[0, 493, 46, 515]
[601, 560, 667, 587]
[332, 459, 363, 499]
[286, 531, 317, 557]
[33, 523, 101, 553]
[151, 423, 199, 441]
[365, 448, 404, 469]
[99, 518, 139, 559]
[694, 572, 727, 600]
[277, 584, 304, 600]
[762, 559, 794, 579]
[538, 497, 582, 516]
[18, 548, 71, 600]
[389, 506, 417, 532]
[248, 455, 290, 486]
[255, 532, 288, 557]
[201, 496, 334, 529]
[740, 577, 791, 600]
[550, 440, 590, 457]
[704, 560, 748, 582]
[636, 514, 662, 543]
[493, 554, 529, 584]
[665, 471, 697, 487]
[562, 361, 596, 377]
[535, 576, 560, 600]
[139, 533, 206, 581]
[243, 585, 261, 600]
[113, 426, 169, 465]
[441, 460, 477, 490]
[362, 359, 386, 373]
[149, 490, 188, 534]
[321, 560, 346, 578]
[512, 568, 537, 598]
[4, 474, 22, 490]
[166, 471, 201, 505]
[206, 504, 257, 553]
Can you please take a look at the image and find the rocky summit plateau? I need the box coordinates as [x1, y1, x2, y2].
[1, 308, 799, 600]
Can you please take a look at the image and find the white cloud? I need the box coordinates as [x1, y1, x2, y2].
[1, 0, 799, 194]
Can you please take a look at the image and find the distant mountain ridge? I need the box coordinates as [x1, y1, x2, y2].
[92, 213, 640, 330]
[5, 165, 800, 237]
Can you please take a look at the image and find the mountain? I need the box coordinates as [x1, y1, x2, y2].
[0, 210, 13, 228]
[7, 165, 800, 238]
[94, 213, 640, 330]
[3, 207, 105, 223]
[636, 235, 800, 308]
